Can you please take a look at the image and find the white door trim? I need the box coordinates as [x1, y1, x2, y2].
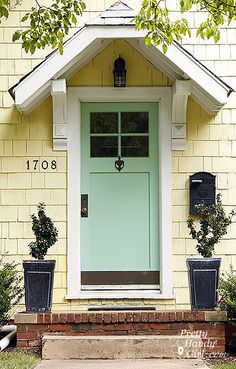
[66, 86, 174, 300]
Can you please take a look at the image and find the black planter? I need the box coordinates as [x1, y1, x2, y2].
[23, 260, 56, 312]
[187, 258, 221, 310]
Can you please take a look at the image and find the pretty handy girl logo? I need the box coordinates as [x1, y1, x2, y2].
[177, 329, 223, 359]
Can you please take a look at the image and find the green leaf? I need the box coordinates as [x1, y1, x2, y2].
[0, 5, 8, 18]
[21, 14, 29, 22]
[214, 32, 220, 43]
[71, 13, 77, 25]
[12, 31, 21, 42]
[30, 44, 36, 54]
[162, 43, 167, 53]
[206, 28, 212, 39]
[57, 30, 64, 42]
[81, 1, 86, 11]
[30, 19, 35, 28]
[145, 36, 152, 46]
[58, 42, 63, 55]
[10, 0, 236, 54]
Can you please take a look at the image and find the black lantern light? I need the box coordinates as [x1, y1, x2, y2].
[113, 56, 126, 87]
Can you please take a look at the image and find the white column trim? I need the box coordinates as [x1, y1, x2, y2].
[51, 79, 68, 150]
[67, 95, 81, 297]
[66, 86, 174, 300]
[172, 80, 191, 150]
[159, 91, 173, 297]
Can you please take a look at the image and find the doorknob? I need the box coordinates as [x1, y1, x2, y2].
[81, 194, 88, 217]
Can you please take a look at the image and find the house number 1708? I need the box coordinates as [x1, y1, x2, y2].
[26, 160, 57, 170]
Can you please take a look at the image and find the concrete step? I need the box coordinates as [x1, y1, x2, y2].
[42, 335, 202, 360]
[35, 359, 209, 369]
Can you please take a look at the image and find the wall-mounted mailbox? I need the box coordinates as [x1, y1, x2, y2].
[190, 172, 216, 214]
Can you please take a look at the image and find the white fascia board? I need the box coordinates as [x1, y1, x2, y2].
[15, 81, 51, 113]
[13, 26, 146, 112]
[14, 27, 94, 109]
[130, 39, 229, 113]
[165, 43, 229, 106]
[16, 39, 114, 113]
[13, 22, 230, 114]
[128, 39, 182, 82]
[191, 84, 224, 114]
[60, 39, 113, 81]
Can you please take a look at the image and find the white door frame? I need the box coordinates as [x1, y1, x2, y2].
[66, 86, 174, 300]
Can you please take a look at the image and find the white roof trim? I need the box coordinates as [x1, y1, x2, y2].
[128, 39, 231, 114]
[9, 2, 233, 114]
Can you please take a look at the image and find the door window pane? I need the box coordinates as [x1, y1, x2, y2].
[90, 113, 118, 133]
[91, 136, 118, 157]
[121, 112, 148, 133]
[121, 136, 149, 157]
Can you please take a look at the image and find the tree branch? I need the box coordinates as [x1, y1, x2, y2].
[201, 0, 235, 16]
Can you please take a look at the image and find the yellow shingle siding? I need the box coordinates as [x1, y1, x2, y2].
[68, 39, 170, 87]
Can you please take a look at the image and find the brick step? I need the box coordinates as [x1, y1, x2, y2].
[42, 335, 202, 360]
[15, 311, 227, 352]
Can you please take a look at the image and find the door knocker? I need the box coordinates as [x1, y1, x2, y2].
[115, 156, 124, 172]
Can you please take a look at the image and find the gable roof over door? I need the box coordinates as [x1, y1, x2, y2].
[9, 0, 233, 114]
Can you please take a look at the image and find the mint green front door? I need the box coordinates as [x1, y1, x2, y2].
[81, 102, 159, 288]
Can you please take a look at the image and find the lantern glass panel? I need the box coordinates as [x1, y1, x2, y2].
[113, 57, 126, 87]
[114, 71, 126, 87]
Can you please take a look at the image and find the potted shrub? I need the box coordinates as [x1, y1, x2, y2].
[187, 193, 235, 310]
[23, 203, 58, 312]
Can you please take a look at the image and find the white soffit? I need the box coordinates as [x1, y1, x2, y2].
[9, 1, 233, 114]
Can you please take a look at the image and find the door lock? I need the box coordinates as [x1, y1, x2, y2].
[81, 207, 88, 215]
[81, 194, 88, 217]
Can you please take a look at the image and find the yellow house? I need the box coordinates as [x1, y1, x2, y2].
[1, 0, 236, 354]
[1, 0, 236, 317]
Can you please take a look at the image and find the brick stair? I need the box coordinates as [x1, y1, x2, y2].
[14, 310, 227, 355]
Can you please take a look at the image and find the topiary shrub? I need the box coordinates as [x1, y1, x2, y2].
[187, 193, 235, 258]
[28, 203, 58, 260]
[0, 254, 24, 326]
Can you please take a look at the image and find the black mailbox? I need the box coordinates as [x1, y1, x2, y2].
[190, 172, 216, 214]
